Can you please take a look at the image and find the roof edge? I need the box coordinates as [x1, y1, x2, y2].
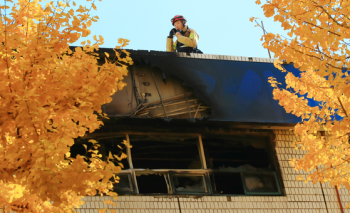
[70, 46, 276, 64]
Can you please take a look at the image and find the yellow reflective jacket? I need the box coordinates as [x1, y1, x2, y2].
[166, 25, 199, 52]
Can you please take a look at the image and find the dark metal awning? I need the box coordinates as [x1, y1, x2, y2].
[92, 48, 301, 124]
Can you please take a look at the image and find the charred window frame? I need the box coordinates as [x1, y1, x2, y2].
[241, 172, 280, 195]
[127, 134, 207, 195]
[202, 135, 281, 195]
[77, 133, 282, 196]
[71, 135, 138, 194]
[169, 171, 211, 194]
[114, 134, 138, 194]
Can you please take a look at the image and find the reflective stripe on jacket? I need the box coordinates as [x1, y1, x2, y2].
[166, 25, 199, 52]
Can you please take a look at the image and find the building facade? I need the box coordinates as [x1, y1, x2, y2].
[73, 50, 350, 213]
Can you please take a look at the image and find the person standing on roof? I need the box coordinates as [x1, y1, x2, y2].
[167, 15, 202, 53]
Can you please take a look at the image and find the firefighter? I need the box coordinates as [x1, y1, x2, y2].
[166, 15, 202, 53]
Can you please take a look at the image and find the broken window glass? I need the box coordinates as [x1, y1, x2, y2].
[210, 173, 245, 195]
[94, 133, 282, 196]
[242, 173, 279, 194]
[136, 173, 169, 194]
[172, 173, 208, 194]
[202, 136, 270, 170]
[130, 135, 201, 169]
[113, 173, 135, 194]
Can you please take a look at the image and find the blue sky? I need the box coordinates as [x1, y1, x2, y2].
[72, 0, 289, 58]
[65, 1, 287, 58]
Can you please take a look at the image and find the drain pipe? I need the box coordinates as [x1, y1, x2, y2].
[319, 132, 344, 213]
[335, 186, 344, 213]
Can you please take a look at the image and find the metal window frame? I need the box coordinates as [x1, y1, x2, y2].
[207, 170, 246, 195]
[105, 132, 284, 196]
[134, 170, 171, 195]
[169, 170, 211, 195]
[128, 134, 209, 195]
[197, 135, 207, 169]
[112, 172, 137, 194]
[125, 134, 139, 194]
[241, 171, 281, 195]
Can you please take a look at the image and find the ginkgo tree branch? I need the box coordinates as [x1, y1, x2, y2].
[256, 0, 350, 201]
[337, 97, 348, 117]
[0, 0, 132, 211]
[312, 1, 350, 29]
[269, 37, 344, 70]
[315, 153, 350, 175]
[303, 21, 341, 37]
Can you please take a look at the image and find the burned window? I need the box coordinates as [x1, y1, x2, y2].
[115, 174, 132, 189]
[129, 135, 202, 194]
[210, 173, 244, 194]
[242, 173, 279, 194]
[130, 135, 201, 169]
[203, 136, 270, 170]
[202, 135, 280, 195]
[171, 172, 209, 194]
[100, 133, 282, 196]
[71, 136, 136, 195]
[113, 173, 135, 194]
[136, 174, 169, 194]
[103, 137, 130, 169]
[71, 136, 128, 169]
[103, 136, 135, 195]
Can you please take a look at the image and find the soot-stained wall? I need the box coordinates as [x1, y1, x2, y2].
[128, 52, 301, 123]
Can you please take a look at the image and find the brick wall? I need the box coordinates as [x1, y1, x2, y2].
[74, 130, 350, 213]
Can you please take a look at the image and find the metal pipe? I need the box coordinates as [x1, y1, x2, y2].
[318, 131, 330, 213]
[335, 185, 344, 213]
[151, 70, 168, 118]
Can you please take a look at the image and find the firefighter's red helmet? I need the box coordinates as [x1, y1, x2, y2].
[171, 15, 187, 26]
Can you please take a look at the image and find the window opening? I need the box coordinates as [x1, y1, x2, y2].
[242, 173, 280, 194]
[210, 173, 244, 195]
[130, 135, 201, 169]
[71, 136, 129, 168]
[202, 135, 280, 195]
[116, 174, 131, 189]
[136, 173, 169, 194]
[113, 173, 135, 194]
[99, 133, 282, 196]
[103, 136, 130, 169]
[171, 173, 208, 194]
[203, 135, 270, 170]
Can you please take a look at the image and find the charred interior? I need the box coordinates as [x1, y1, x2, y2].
[103, 65, 211, 119]
[72, 132, 282, 196]
[130, 135, 201, 169]
[70, 50, 298, 197]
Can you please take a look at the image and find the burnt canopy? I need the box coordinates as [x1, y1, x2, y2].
[99, 48, 300, 124]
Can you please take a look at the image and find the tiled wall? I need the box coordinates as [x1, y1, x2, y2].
[274, 130, 346, 213]
[74, 130, 350, 213]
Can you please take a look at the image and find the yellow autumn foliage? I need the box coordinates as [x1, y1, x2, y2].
[0, 0, 132, 212]
[254, 0, 350, 204]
